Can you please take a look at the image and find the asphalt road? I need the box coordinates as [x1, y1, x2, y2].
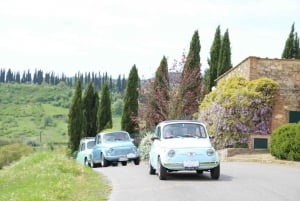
[94, 162, 300, 201]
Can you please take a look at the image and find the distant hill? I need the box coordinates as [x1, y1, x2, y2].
[0, 83, 73, 145]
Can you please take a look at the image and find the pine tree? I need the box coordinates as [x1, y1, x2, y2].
[175, 30, 202, 119]
[207, 25, 221, 91]
[68, 79, 84, 153]
[83, 82, 99, 137]
[148, 56, 170, 127]
[217, 29, 232, 77]
[121, 65, 139, 135]
[97, 82, 112, 132]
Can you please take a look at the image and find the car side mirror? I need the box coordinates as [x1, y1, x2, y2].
[151, 136, 159, 141]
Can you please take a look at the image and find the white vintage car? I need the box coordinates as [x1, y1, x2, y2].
[149, 120, 220, 180]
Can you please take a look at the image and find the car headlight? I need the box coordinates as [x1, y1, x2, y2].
[207, 148, 215, 156]
[106, 148, 113, 155]
[168, 149, 175, 157]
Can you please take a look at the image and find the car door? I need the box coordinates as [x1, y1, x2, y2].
[76, 141, 85, 164]
[92, 134, 102, 163]
[150, 125, 162, 169]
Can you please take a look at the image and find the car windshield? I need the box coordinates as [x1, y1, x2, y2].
[87, 141, 95, 149]
[163, 123, 207, 139]
[103, 132, 130, 143]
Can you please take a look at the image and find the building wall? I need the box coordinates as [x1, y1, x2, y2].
[215, 57, 300, 149]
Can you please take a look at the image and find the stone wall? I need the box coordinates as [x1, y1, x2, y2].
[215, 57, 300, 149]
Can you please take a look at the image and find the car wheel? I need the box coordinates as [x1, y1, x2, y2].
[84, 158, 89, 166]
[101, 153, 109, 167]
[90, 158, 98, 168]
[196, 170, 203, 174]
[210, 164, 220, 180]
[149, 162, 156, 175]
[121, 161, 127, 166]
[134, 158, 140, 165]
[157, 157, 167, 180]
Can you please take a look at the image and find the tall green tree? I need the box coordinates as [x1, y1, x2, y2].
[83, 82, 99, 137]
[282, 23, 300, 59]
[148, 56, 170, 127]
[217, 29, 232, 77]
[68, 79, 84, 153]
[175, 30, 202, 119]
[97, 82, 112, 132]
[207, 25, 221, 91]
[121, 65, 139, 135]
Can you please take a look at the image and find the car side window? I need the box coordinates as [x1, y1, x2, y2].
[80, 143, 85, 151]
[154, 126, 161, 139]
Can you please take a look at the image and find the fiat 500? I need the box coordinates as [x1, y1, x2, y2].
[76, 137, 95, 166]
[149, 120, 220, 180]
[90, 131, 140, 167]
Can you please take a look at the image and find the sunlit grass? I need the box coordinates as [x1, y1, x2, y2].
[0, 150, 111, 201]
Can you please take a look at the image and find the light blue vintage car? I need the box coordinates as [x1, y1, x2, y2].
[76, 137, 95, 166]
[90, 131, 140, 168]
[149, 120, 220, 180]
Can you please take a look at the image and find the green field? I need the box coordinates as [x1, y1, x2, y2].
[0, 83, 122, 145]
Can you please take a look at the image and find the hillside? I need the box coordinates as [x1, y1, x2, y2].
[0, 83, 73, 145]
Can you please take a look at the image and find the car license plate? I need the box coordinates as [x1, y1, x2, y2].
[184, 160, 199, 168]
[119, 156, 128, 161]
[127, 153, 136, 158]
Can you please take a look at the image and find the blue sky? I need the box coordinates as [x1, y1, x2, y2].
[0, 0, 299, 79]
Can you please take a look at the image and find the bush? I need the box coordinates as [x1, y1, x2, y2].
[0, 143, 34, 169]
[270, 123, 300, 161]
[138, 132, 153, 160]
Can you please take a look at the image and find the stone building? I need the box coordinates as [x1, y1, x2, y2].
[215, 56, 300, 149]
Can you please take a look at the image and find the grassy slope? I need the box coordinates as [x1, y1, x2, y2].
[0, 150, 110, 201]
[0, 83, 122, 144]
[0, 83, 72, 144]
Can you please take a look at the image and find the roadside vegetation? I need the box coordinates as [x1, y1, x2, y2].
[0, 149, 110, 201]
[271, 122, 300, 161]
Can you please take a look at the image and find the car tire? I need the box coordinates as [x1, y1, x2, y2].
[196, 170, 203, 174]
[149, 162, 156, 175]
[101, 153, 109, 167]
[90, 158, 98, 168]
[157, 157, 167, 180]
[134, 158, 140, 165]
[121, 161, 127, 166]
[84, 158, 89, 166]
[210, 164, 220, 180]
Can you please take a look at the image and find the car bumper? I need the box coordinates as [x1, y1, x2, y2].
[162, 160, 219, 170]
[105, 154, 140, 162]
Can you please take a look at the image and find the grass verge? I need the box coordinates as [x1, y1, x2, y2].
[0, 149, 111, 201]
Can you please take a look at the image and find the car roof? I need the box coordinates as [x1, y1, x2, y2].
[157, 120, 205, 126]
[97, 130, 129, 136]
[80, 137, 95, 142]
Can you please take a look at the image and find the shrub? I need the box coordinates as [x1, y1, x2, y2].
[0, 143, 34, 169]
[270, 123, 300, 161]
[138, 132, 153, 160]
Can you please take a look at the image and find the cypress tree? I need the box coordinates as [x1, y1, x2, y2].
[83, 82, 98, 137]
[207, 25, 221, 91]
[121, 65, 139, 135]
[68, 79, 84, 153]
[282, 23, 296, 59]
[148, 56, 170, 127]
[176, 30, 202, 119]
[97, 82, 113, 132]
[217, 29, 232, 77]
